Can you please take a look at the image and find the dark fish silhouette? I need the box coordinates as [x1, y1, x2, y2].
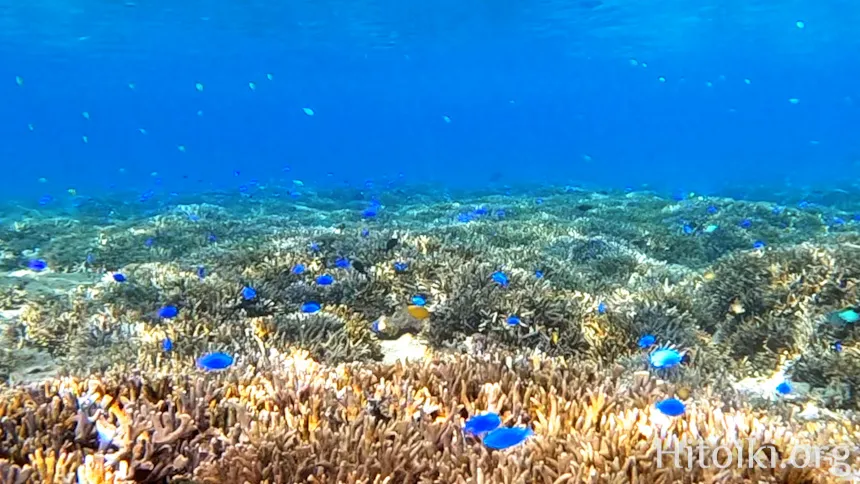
[385, 238, 398, 251]
[353, 260, 368, 275]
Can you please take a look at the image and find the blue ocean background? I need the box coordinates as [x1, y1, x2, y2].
[1, 0, 858, 202]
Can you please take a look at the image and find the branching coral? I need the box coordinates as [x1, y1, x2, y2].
[1, 351, 857, 483]
[4, 187, 860, 482]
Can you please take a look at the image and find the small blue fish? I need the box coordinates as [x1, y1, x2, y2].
[112, 273, 127, 282]
[597, 302, 607, 315]
[473, 206, 489, 216]
[86, 253, 95, 264]
[495, 209, 506, 219]
[292, 263, 306, 275]
[197, 265, 206, 280]
[706, 205, 718, 215]
[162, 338, 173, 352]
[457, 213, 472, 223]
[27, 259, 48, 272]
[394, 261, 409, 273]
[506, 315, 521, 326]
[207, 233, 217, 243]
[158, 305, 179, 319]
[370, 319, 383, 333]
[411, 295, 427, 306]
[309, 242, 321, 252]
[361, 207, 378, 218]
[837, 309, 859, 323]
[833, 341, 843, 353]
[682, 223, 694, 235]
[753, 240, 766, 249]
[242, 286, 257, 300]
[464, 412, 501, 435]
[144, 237, 154, 248]
[637, 334, 656, 348]
[832, 217, 845, 226]
[655, 398, 686, 417]
[316, 274, 334, 285]
[361, 228, 370, 237]
[739, 219, 752, 229]
[772, 205, 785, 215]
[301, 301, 321, 313]
[798, 200, 810, 209]
[534, 270, 544, 279]
[197, 352, 234, 371]
[649, 348, 683, 369]
[491, 271, 509, 287]
[775, 381, 792, 395]
[335, 257, 350, 269]
[482, 427, 533, 450]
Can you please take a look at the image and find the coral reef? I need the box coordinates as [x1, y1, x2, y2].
[2, 186, 860, 481]
[1, 350, 858, 483]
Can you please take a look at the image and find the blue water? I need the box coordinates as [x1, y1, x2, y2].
[2, 0, 859, 202]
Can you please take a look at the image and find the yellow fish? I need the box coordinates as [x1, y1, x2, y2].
[729, 298, 745, 315]
[407, 305, 431, 320]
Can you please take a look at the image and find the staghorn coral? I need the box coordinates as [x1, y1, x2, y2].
[5, 190, 860, 401]
[5, 186, 860, 482]
[0, 350, 857, 483]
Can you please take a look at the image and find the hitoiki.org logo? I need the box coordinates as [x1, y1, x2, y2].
[656, 437, 859, 480]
